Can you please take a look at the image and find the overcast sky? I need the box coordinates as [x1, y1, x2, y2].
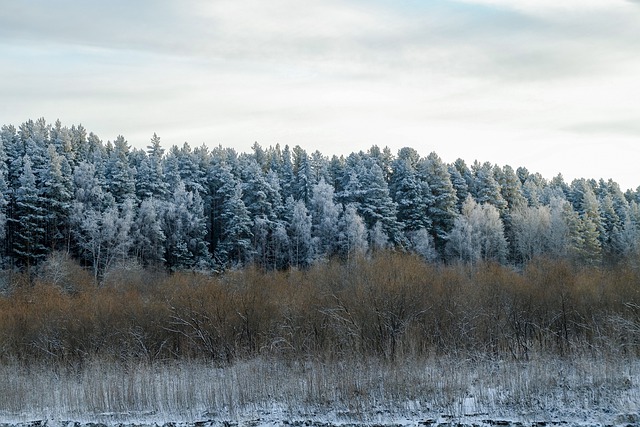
[1, 0, 639, 190]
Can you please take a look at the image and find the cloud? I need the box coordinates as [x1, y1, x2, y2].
[1, 0, 640, 189]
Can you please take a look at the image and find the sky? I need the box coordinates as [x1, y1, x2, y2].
[1, 0, 639, 190]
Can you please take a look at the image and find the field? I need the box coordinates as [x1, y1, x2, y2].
[1, 253, 639, 425]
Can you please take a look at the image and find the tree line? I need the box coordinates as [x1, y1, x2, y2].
[0, 118, 639, 278]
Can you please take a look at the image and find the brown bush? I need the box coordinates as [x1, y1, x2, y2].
[0, 253, 639, 364]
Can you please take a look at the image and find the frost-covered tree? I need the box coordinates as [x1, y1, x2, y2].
[104, 135, 136, 204]
[163, 182, 211, 271]
[497, 165, 526, 212]
[390, 157, 432, 232]
[0, 131, 10, 263]
[569, 180, 603, 264]
[369, 221, 389, 252]
[41, 144, 73, 251]
[11, 156, 48, 269]
[72, 195, 134, 281]
[286, 197, 314, 268]
[337, 204, 368, 260]
[101, 198, 136, 273]
[133, 198, 166, 267]
[448, 163, 469, 212]
[217, 183, 253, 267]
[419, 152, 457, 251]
[472, 161, 507, 212]
[136, 133, 168, 200]
[309, 178, 342, 259]
[292, 145, 314, 205]
[407, 228, 438, 262]
[510, 205, 552, 263]
[446, 196, 508, 264]
[340, 156, 402, 245]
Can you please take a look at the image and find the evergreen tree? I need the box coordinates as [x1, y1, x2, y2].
[448, 164, 469, 212]
[136, 133, 168, 200]
[340, 156, 402, 245]
[292, 145, 314, 205]
[389, 157, 432, 232]
[105, 135, 136, 204]
[472, 161, 507, 212]
[217, 183, 253, 267]
[41, 144, 73, 251]
[11, 156, 48, 269]
[419, 152, 457, 251]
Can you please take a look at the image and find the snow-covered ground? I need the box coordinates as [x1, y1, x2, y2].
[1, 411, 640, 427]
[1, 356, 639, 427]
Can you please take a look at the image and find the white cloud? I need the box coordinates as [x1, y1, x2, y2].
[0, 0, 639, 189]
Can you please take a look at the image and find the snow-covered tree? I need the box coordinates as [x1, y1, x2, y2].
[446, 196, 508, 264]
[390, 157, 432, 232]
[419, 152, 457, 251]
[337, 204, 368, 260]
[510, 205, 552, 263]
[407, 228, 438, 262]
[340, 156, 402, 245]
[217, 183, 253, 267]
[133, 198, 166, 267]
[136, 133, 168, 200]
[162, 182, 211, 271]
[369, 221, 390, 253]
[286, 197, 315, 268]
[11, 156, 48, 269]
[472, 161, 507, 212]
[309, 177, 342, 259]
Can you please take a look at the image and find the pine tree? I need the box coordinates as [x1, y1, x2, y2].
[11, 155, 48, 269]
[105, 135, 136, 204]
[217, 183, 253, 267]
[41, 144, 73, 251]
[292, 145, 314, 205]
[136, 133, 168, 200]
[389, 157, 432, 232]
[0, 130, 10, 264]
[448, 164, 469, 212]
[472, 161, 507, 211]
[341, 156, 402, 245]
[419, 152, 457, 251]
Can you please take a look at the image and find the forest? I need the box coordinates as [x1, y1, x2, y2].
[0, 118, 639, 277]
[1, 118, 640, 423]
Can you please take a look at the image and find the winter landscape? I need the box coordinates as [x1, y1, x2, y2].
[3, 1, 640, 426]
[0, 119, 639, 426]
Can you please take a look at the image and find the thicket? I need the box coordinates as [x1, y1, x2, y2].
[1, 251, 638, 365]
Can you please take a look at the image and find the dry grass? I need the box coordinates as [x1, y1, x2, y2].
[0, 355, 638, 423]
